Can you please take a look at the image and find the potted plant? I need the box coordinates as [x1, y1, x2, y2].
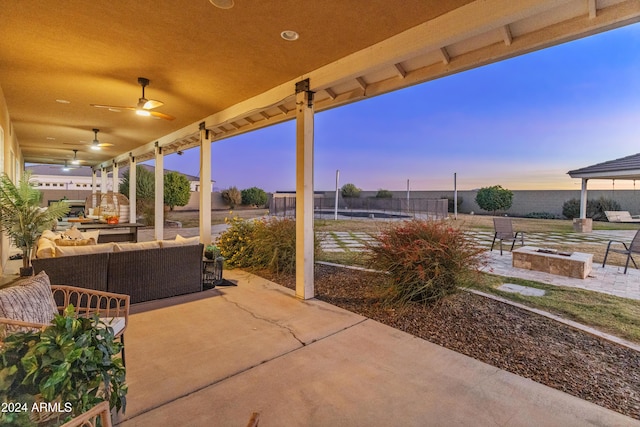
[0, 172, 69, 276]
[0, 305, 127, 426]
[204, 244, 220, 260]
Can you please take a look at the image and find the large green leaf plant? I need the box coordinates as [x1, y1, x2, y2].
[0, 172, 69, 269]
[0, 305, 127, 426]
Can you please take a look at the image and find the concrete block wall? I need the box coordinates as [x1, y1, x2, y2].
[319, 190, 640, 217]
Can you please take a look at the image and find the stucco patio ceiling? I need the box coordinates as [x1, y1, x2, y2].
[1, 0, 639, 170]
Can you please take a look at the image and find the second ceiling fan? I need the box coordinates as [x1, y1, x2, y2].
[91, 77, 175, 121]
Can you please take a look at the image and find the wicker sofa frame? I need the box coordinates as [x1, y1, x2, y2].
[32, 244, 204, 304]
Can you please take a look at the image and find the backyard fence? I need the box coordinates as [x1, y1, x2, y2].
[270, 196, 448, 220]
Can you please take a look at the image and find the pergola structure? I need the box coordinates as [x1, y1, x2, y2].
[568, 152, 640, 220]
[1, 1, 639, 298]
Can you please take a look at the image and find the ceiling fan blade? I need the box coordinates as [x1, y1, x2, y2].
[90, 104, 136, 111]
[97, 142, 114, 147]
[143, 99, 164, 110]
[149, 110, 175, 121]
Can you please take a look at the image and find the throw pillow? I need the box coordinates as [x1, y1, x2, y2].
[80, 230, 100, 242]
[41, 229, 62, 241]
[55, 238, 96, 247]
[62, 226, 83, 240]
[0, 271, 57, 336]
[36, 237, 56, 258]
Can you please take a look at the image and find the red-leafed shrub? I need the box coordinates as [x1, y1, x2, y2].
[366, 220, 484, 304]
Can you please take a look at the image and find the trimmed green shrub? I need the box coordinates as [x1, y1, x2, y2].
[562, 197, 621, 221]
[164, 171, 191, 211]
[375, 189, 393, 199]
[475, 185, 513, 214]
[341, 183, 361, 198]
[524, 212, 556, 219]
[241, 187, 268, 207]
[217, 216, 256, 267]
[366, 220, 484, 304]
[221, 186, 242, 209]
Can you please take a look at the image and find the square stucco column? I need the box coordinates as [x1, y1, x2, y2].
[199, 125, 212, 245]
[154, 144, 164, 241]
[295, 82, 315, 300]
[129, 155, 137, 224]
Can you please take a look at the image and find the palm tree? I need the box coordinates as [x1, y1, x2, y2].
[0, 172, 70, 274]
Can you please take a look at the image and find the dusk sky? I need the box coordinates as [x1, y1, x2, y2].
[159, 22, 640, 193]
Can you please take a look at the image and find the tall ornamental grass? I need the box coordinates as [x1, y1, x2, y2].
[217, 217, 317, 274]
[366, 220, 484, 304]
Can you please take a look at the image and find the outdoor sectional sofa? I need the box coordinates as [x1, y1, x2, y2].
[32, 239, 204, 304]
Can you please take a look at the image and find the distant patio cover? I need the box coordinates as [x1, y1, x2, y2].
[567, 152, 640, 219]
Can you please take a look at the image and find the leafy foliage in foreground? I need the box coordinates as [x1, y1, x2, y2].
[366, 220, 484, 304]
[0, 305, 127, 426]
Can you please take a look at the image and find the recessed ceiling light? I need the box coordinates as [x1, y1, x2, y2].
[281, 30, 299, 41]
[55, 99, 71, 104]
[46, 137, 56, 140]
[209, 0, 234, 9]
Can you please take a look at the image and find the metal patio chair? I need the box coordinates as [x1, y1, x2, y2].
[602, 229, 640, 274]
[491, 217, 525, 255]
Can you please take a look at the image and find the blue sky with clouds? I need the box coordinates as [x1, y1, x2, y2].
[162, 22, 640, 192]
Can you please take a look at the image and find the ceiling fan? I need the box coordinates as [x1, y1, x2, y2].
[50, 159, 79, 172]
[64, 129, 113, 150]
[90, 77, 175, 121]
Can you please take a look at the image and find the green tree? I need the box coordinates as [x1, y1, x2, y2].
[375, 189, 393, 198]
[241, 187, 268, 207]
[341, 183, 361, 198]
[222, 186, 242, 208]
[119, 165, 155, 225]
[475, 185, 513, 215]
[164, 171, 191, 211]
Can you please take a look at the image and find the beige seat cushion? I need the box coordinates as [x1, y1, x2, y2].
[100, 317, 126, 337]
[0, 271, 57, 336]
[160, 234, 200, 248]
[36, 237, 57, 258]
[55, 243, 115, 257]
[113, 241, 161, 252]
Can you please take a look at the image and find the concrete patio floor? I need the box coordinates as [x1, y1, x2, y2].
[115, 269, 639, 427]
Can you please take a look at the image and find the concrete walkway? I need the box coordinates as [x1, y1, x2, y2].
[115, 270, 639, 426]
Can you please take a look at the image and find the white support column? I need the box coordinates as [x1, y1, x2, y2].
[100, 168, 107, 194]
[129, 155, 137, 224]
[154, 144, 164, 241]
[112, 162, 119, 193]
[91, 170, 97, 193]
[580, 178, 588, 219]
[199, 125, 212, 245]
[295, 80, 315, 300]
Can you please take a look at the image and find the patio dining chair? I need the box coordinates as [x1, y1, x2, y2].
[602, 229, 640, 274]
[491, 217, 525, 255]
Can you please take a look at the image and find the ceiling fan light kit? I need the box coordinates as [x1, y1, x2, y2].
[90, 77, 175, 121]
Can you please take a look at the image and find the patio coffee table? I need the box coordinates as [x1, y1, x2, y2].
[512, 246, 592, 279]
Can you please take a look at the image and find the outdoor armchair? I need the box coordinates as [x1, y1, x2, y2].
[491, 217, 525, 255]
[0, 284, 129, 364]
[602, 229, 640, 274]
